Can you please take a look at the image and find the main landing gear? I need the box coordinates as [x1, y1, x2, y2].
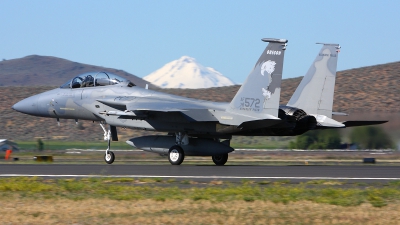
[167, 132, 229, 166]
[100, 123, 115, 164]
[167, 132, 187, 165]
[99, 127, 231, 166]
[168, 145, 184, 165]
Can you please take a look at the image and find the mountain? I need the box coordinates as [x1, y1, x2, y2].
[0, 55, 153, 88]
[143, 56, 235, 89]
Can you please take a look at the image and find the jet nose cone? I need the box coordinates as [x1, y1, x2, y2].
[12, 95, 39, 115]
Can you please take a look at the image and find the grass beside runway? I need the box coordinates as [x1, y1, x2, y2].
[0, 177, 400, 224]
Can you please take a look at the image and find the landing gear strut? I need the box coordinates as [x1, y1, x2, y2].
[100, 123, 115, 164]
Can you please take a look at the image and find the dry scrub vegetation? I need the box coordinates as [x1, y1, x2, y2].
[1, 199, 400, 225]
[0, 177, 400, 224]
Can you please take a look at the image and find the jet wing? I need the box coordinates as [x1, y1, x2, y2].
[342, 121, 388, 127]
[97, 97, 206, 112]
[125, 98, 205, 112]
[96, 97, 219, 122]
[95, 97, 282, 125]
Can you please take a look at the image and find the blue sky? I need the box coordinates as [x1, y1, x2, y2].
[1, 0, 399, 84]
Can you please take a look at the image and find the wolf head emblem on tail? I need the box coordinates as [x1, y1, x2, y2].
[261, 60, 276, 76]
[260, 60, 276, 100]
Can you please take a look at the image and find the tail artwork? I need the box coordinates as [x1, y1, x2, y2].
[228, 38, 288, 118]
[287, 43, 341, 118]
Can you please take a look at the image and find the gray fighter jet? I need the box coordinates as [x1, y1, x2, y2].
[12, 38, 386, 165]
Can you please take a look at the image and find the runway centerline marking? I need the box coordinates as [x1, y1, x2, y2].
[0, 174, 399, 180]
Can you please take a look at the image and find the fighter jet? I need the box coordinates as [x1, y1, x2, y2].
[12, 38, 386, 166]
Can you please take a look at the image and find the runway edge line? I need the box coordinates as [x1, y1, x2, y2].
[1, 174, 400, 180]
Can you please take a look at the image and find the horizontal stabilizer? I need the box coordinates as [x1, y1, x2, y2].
[342, 121, 388, 127]
[313, 114, 345, 128]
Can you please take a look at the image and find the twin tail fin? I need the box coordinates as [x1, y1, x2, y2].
[287, 43, 340, 118]
[228, 38, 288, 118]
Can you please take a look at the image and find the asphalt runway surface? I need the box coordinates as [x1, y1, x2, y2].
[1, 164, 400, 181]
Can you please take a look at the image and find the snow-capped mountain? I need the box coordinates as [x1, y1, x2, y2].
[143, 56, 235, 89]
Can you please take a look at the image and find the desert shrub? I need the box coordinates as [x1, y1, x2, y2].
[289, 129, 341, 149]
[349, 126, 392, 149]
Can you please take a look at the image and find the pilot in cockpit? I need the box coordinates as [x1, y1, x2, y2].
[81, 75, 94, 87]
[63, 72, 136, 89]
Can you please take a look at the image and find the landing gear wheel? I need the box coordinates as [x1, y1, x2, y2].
[104, 151, 115, 164]
[168, 145, 184, 165]
[212, 153, 228, 166]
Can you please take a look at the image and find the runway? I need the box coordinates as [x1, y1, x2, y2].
[1, 164, 400, 181]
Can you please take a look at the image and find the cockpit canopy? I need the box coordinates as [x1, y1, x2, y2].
[60, 72, 135, 89]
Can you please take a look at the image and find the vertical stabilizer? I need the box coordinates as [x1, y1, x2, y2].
[228, 38, 288, 118]
[287, 43, 340, 118]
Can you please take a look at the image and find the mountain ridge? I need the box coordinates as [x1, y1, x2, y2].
[0, 55, 154, 88]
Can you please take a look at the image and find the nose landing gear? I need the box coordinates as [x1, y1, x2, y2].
[105, 150, 115, 164]
[100, 123, 117, 164]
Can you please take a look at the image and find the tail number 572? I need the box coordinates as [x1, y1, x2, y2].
[241, 98, 260, 108]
